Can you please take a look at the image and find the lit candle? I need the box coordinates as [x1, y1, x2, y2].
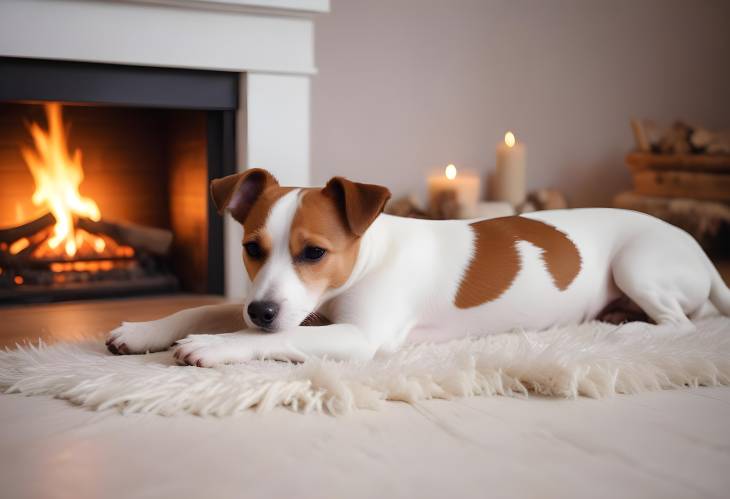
[493, 131, 526, 206]
[427, 164, 481, 219]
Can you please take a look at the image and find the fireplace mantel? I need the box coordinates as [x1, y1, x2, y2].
[0, 0, 329, 298]
[0, 0, 323, 73]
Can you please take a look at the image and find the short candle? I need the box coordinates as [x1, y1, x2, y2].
[427, 164, 481, 219]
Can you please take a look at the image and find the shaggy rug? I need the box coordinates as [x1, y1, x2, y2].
[1, 318, 730, 416]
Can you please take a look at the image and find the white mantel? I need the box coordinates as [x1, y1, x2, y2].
[0, 0, 328, 298]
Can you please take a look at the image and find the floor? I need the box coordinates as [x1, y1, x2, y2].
[1, 296, 730, 499]
[0, 295, 225, 348]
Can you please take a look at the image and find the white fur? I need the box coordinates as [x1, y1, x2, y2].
[244, 189, 316, 329]
[108, 205, 730, 365]
[4, 318, 730, 415]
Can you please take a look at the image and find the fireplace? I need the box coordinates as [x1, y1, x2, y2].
[0, 57, 237, 304]
[0, 0, 321, 301]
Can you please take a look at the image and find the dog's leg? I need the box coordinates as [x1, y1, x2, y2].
[106, 303, 245, 355]
[611, 235, 711, 334]
[172, 324, 377, 367]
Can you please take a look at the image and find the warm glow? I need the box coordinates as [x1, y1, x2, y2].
[504, 131, 516, 148]
[9, 237, 30, 255]
[15, 203, 26, 224]
[20, 103, 104, 258]
[94, 237, 106, 253]
[14, 275, 24, 285]
[445, 164, 457, 180]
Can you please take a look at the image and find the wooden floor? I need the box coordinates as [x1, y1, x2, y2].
[0, 294, 225, 348]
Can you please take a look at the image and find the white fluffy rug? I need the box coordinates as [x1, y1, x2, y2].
[1, 318, 730, 416]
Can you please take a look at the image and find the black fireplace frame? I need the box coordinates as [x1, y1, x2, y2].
[0, 57, 238, 296]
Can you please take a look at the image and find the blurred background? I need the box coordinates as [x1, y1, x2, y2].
[312, 0, 730, 207]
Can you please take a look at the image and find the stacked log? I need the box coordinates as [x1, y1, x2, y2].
[617, 119, 730, 252]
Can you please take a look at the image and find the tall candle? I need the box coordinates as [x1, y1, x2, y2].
[427, 164, 481, 219]
[493, 131, 526, 206]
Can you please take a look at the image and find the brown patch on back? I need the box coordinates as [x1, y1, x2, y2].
[290, 189, 362, 292]
[454, 216, 582, 309]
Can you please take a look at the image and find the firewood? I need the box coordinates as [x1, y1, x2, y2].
[630, 119, 651, 152]
[690, 127, 714, 152]
[0, 213, 56, 244]
[632, 170, 730, 202]
[626, 152, 730, 173]
[707, 131, 730, 155]
[527, 189, 568, 211]
[385, 195, 429, 219]
[16, 227, 50, 258]
[658, 122, 692, 154]
[77, 218, 173, 255]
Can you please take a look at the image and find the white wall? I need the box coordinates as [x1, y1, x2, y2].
[311, 0, 730, 207]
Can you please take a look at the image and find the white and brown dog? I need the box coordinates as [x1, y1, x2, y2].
[106, 168, 730, 366]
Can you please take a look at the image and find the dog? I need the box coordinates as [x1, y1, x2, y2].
[106, 168, 730, 366]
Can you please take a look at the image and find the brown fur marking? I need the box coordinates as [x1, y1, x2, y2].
[454, 216, 582, 309]
[240, 186, 293, 280]
[290, 189, 361, 292]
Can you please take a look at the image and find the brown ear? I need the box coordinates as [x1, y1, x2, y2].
[210, 168, 279, 223]
[323, 177, 391, 236]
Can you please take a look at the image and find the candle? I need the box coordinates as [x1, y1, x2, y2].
[493, 131, 526, 206]
[427, 164, 481, 219]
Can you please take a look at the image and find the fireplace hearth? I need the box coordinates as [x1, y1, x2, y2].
[0, 58, 238, 304]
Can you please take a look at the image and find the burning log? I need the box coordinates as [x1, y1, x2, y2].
[77, 218, 173, 256]
[1, 103, 180, 302]
[0, 212, 55, 244]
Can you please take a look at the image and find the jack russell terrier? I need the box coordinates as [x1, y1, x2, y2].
[106, 168, 730, 366]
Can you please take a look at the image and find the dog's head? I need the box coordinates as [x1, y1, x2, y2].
[211, 168, 391, 331]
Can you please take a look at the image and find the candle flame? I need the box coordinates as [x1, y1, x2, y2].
[504, 131, 516, 148]
[445, 164, 457, 180]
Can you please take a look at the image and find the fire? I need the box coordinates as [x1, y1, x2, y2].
[20, 103, 103, 257]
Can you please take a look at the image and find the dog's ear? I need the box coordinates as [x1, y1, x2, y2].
[210, 168, 279, 223]
[322, 177, 391, 236]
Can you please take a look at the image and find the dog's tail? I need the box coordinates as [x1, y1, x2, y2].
[708, 263, 730, 317]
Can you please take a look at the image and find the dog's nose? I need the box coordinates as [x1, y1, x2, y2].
[247, 301, 280, 329]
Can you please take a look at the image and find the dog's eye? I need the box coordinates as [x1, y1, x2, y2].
[301, 246, 326, 262]
[243, 241, 263, 259]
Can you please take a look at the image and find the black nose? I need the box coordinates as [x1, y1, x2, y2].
[247, 301, 280, 329]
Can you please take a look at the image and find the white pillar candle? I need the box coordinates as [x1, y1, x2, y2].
[427, 164, 481, 218]
[493, 131, 526, 206]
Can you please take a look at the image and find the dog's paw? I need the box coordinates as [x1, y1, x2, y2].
[106, 321, 172, 355]
[172, 334, 252, 367]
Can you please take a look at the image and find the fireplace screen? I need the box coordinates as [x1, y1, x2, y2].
[0, 58, 237, 304]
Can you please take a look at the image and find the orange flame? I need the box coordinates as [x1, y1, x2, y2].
[20, 103, 102, 257]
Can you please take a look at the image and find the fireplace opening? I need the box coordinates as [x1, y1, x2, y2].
[0, 58, 238, 304]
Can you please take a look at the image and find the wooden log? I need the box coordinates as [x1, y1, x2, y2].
[77, 218, 173, 255]
[16, 227, 50, 258]
[631, 170, 730, 202]
[630, 119, 651, 153]
[0, 213, 55, 244]
[626, 152, 730, 174]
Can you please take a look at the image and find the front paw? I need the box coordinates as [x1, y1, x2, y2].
[106, 322, 171, 355]
[172, 334, 252, 367]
